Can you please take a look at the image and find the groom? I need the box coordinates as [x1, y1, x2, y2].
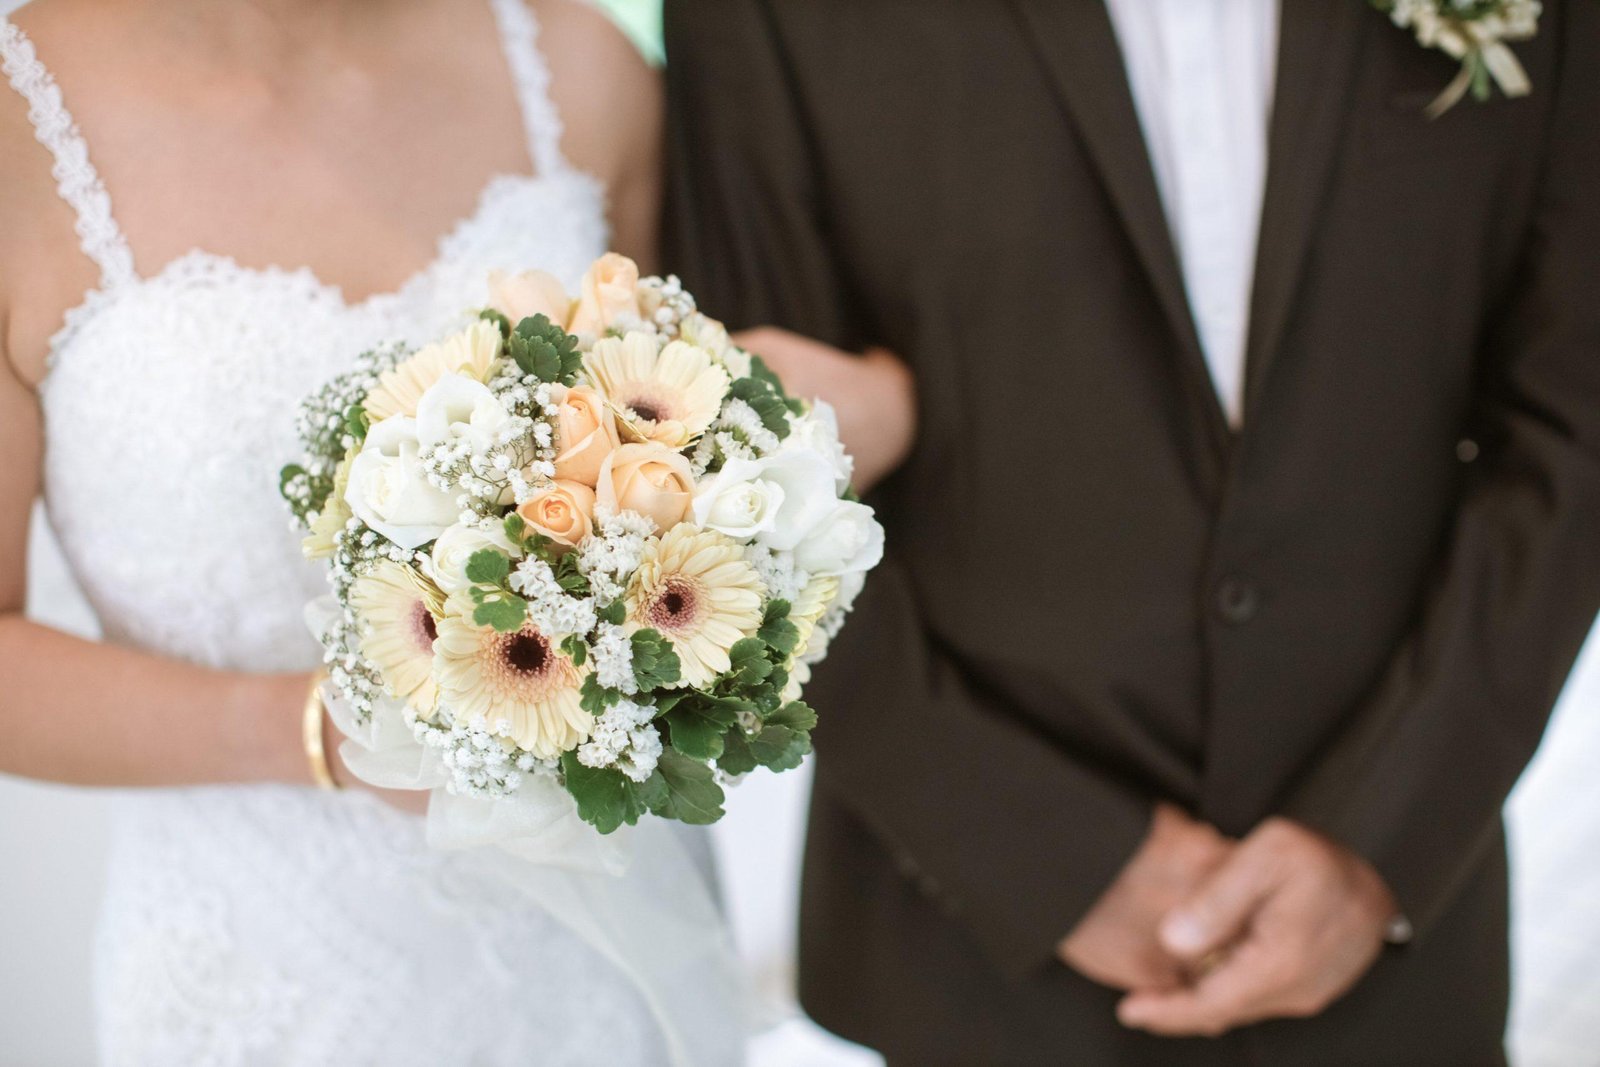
[665, 1, 1600, 1063]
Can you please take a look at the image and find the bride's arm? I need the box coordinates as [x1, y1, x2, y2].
[732, 328, 917, 494]
[0, 358, 321, 787]
[542, 0, 664, 273]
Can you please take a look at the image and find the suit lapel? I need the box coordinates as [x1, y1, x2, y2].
[1006, 0, 1230, 458]
[1243, 0, 1366, 418]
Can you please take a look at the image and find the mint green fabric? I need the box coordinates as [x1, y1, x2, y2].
[592, 0, 663, 66]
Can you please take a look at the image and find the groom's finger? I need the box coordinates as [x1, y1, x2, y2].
[1158, 835, 1281, 962]
[1116, 939, 1279, 1037]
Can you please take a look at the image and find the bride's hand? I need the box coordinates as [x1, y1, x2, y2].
[283, 674, 429, 816]
[326, 734, 431, 816]
[731, 327, 917, 494]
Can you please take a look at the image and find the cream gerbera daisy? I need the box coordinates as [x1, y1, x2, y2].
[788, 573, 839, 658]
[350, 560, 446, 715]
[365, 320, 502, 420]
[302, 451, 355, 560]
[585, 332, 730, 449]
[433, 609, 590, 759]
[626, 525, 763, 688]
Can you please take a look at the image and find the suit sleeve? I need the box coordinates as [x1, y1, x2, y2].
[662, 0, 1156, 978]
[1280, 7, 1600, 940]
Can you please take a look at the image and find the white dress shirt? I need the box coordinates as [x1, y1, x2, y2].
[1104, 0, 1279, 427]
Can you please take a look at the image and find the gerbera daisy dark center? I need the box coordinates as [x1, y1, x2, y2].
[503, 632, 551, 676]
[649, 577, 705, 634]
[411, 601, 438, 648]
[629, 400, 664, 422]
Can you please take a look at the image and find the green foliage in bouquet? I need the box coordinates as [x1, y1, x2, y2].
[507, 314, 585, 386]
[559, 600, 813, 834]
[465, 548, 529, 633]
[732, 354, 802, 440]
[660, 599, 814, 776]
[278, 463, 333, 526]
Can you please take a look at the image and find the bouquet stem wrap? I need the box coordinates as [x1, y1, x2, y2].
[321, 661, 750, 1066]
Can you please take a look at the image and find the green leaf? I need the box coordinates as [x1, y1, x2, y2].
[279, 463, 308, 498]
[503, 511, 528, 545]
[725, 637, 774, 688]
[343, 404, 370, 442]
[652, 691, 689, 717]
[507, 314, 584, 385]
[747, 725, 812, 772]
[559, 634, 588, 667]
[465, 548, 512, 585]
[755, 665, 790, 715]
[758, 600, 800, 658]
[631, 629, 683, 690]
[716, 728, 759, 776]
[580, 673, 620, 716]
[472, 594, 527, 633]
[598, 600, 626, 626]
[768, 701, 818, 732]
[661, 696, 742, 761]
[552, 552, 592, 596]
[479, 308, 512, 337]
[663, 708, 728, 761]
[560, 753, 656, 834]
[729, 377, 792, 440]
[646, 749, 726, 825]
[747, 353, 787, 395]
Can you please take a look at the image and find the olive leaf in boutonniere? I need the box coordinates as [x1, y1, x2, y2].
[1372, 0, 1541, 119]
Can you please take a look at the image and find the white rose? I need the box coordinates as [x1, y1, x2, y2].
[782, 400, 853, 492]
[416, 372, 514, 453]
[692, 457, 788, 541]
[735, 450, 841, 552]
[426, 522, 518, 595]
[793, 500, 884, 577]
[834, 569, 867, 612]
[344, 416, 459, 550]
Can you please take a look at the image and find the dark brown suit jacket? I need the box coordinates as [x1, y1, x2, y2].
[664, 1, 1600, 1063]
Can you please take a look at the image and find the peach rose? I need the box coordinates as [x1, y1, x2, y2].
[487, 269, 573, 328]
[517, 480, 597, 549]
[596, 442, 694, 534]
[568, 253, 643, 339]
[549, 384, 620, 487]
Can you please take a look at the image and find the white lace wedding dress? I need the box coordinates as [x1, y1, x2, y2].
[1, 4, 734, 1064]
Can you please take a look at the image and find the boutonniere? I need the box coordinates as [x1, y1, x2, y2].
[1372, 0, 1540, 118]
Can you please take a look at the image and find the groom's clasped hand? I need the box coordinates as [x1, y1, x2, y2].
[1061, 805, 1397, 1038]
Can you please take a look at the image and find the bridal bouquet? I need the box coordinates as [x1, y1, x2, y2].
[282, 255, 881, 834]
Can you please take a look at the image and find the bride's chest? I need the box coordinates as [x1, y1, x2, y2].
[38, 171, 606, 542]
[40, 173, 607, 477]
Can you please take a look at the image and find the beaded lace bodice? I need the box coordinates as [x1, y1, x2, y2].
[1, 4, 688, 1064]
[2, 1, 606, 670]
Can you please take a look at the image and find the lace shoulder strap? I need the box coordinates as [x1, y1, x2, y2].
[0, 18, 137, 289]
[487, 0, 572, 178]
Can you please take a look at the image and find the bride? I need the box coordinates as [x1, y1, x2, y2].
[0, 0, 912, 1063]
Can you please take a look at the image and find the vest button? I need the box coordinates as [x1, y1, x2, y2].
[1216, 577, 1261, 625]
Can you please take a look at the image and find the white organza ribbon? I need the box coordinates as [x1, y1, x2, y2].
[314, 604, 749, 1065]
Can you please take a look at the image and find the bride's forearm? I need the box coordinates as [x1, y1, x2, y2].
[833, 348, 917, 492]
[0, 612, 310, 787]
[731, 328, 919, 494]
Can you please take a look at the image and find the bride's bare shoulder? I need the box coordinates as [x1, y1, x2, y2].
[0, 61, 95, 386]
[535, 0, 662, 184]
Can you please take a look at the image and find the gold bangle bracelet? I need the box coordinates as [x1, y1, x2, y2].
[301, 669, 340, 791]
